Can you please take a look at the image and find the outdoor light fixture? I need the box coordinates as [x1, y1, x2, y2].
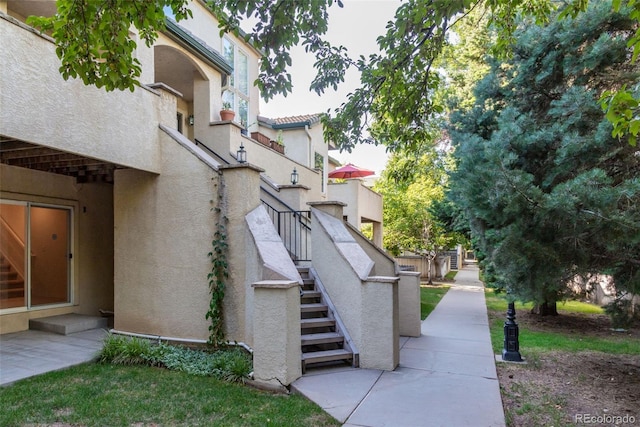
[237, 143, 247, 163]
[502, 301, 523, 362]
[188, 114, 194, 126]
[290, 168, 299, 185]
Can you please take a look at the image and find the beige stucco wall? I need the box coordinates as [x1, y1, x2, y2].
[230, 134, 323, 197]
[113, 132, 219, 340]
[346, 222, 396, 277]
[310, 207, 370, 358]
[75, 182, 115, 317]
[0, 15, 175, 174]
[311, 203, 399, 370]
[0, 164, 114, 334]
[256, 122, 329, 196]
[252, 280, 302, 387]
[218, 165, 262, 344]
[280, 128, 311, 167]
[311, 208, 365, 350]
[398, 271, 421, 337]
[360, 277, 399, 370]
[152, 37, 222, 125]
[280, 125, 326, 169]
[278, 186, 313, 212]
[328, 180, 383, 225]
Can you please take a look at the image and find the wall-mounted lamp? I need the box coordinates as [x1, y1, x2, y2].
[237, 143, 247, 164]
[188, 115, 194, 126]
[290, 167, 299, 185]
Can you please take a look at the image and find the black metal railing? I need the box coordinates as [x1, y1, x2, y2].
[194, 139, 230, 164]
[261, 200, 311, 262]
[189, 143, 312, 261]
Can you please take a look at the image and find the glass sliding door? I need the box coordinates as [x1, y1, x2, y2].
[0, 201, 71, 310]
[29, 206, 71, 306]
[0, 202, 27, 309]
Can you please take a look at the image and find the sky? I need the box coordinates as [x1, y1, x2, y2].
[257, 0, 401, 176]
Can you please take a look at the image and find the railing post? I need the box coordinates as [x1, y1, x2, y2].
[361, 276, 399, 370]
[252, 280, 302, 388]
[398, 271, 421, 337]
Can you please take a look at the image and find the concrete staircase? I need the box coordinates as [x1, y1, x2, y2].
[298, 267, 358, 373]
[0, 255, 25, 308]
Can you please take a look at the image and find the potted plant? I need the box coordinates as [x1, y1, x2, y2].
[240, 119, 248, 136]
[220, 102, 235, 121]
[270, 130, 285, 154]
[251, 131, 271, 146]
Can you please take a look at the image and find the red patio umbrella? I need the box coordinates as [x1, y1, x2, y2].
[328, 163, 375, 179]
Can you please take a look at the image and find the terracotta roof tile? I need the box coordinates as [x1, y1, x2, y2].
[272, 114, 321, 125]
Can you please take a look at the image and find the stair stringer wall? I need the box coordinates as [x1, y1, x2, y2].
[245, 204, 303, 349]
[308, 267, 359, 367]
[344, 221, 398, 277]
[245, 205, 303, 285]
[310, 206, 400, 370]
[346, 221, 421, 337]
[310, 207, 370, 349]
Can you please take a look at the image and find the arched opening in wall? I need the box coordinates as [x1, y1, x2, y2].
[153, 45, 208, 141]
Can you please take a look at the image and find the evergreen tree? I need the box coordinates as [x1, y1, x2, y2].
[450, 1, 640, 313]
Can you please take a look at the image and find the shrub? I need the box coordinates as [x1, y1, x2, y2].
[604, 298, 634, 330]
[96, 334, 252, 382]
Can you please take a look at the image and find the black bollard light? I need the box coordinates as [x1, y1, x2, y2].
[502, 301, 523, 362]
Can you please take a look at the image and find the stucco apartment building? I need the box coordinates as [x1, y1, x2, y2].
[0, 0, 415, 386]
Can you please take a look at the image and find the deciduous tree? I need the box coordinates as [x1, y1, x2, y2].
[28, 0, 572, 151]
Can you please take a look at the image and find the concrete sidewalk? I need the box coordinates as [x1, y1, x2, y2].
[292, 263, 506, 427]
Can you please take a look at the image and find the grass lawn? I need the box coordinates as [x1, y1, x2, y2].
[0, 363, 340, 427]
[485, 289, 640, 427]
[485, 290, 640, 354]
[420, 285, 450, 319]
[0, 286, 453, 427]
[444, 270, 458, 281]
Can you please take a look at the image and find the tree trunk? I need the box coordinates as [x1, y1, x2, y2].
[434, 256, 443, 279]
[530, 301, 558, 316]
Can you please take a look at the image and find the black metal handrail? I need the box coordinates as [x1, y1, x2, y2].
[261, 200, 311, 262]
[194, 139, 230, 164]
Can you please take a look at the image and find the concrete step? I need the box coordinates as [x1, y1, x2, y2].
[302, 349, 352, 365]
[301, 290, 321, 300]
[301, 303, 328, 313]
[301, 317, 335, 329]
[301, 332, 344, 346]
[29, 314, 108, 335]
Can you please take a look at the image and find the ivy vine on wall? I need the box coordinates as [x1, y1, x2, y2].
[206, 176, 229, 347]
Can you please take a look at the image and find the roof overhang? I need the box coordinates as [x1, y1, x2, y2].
[163, 19, 233, 75]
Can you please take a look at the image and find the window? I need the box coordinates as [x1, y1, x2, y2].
[315, 152, 325, 192]
[223, 38, 249, 126]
